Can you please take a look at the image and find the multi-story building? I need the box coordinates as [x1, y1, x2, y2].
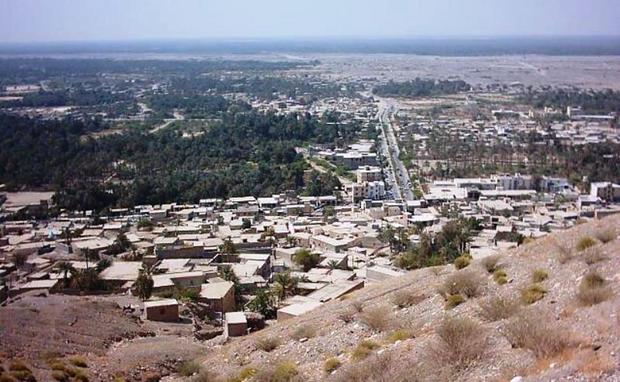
[347, 181, 386, 202]
[356, 166, 383, 183]
[590, 182, 620, 202]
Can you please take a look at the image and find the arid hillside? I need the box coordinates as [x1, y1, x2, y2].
[1, 214, 618, 382]
[186, 214, 620, 382]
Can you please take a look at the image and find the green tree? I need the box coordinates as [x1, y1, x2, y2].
[219, 237, 237, 255]
[292, 249, 321, 272]
[134, 266, 154, 301]
[247, 289, 276, 318]
[271, 271, 298, 301]
[56, 261, 75, 287]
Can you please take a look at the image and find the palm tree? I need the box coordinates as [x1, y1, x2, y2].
[271, 272, 298, 301]
[219, 237, 237, 255]
[134, 266, 154, 301]
[219, 265, 239, 283]
[56, 261, 75, 287]
[326, 259, 340, 270]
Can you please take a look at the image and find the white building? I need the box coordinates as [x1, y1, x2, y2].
[590, 182, 620, 202]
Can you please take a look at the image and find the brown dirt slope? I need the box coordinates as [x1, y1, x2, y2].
[194, 214, 620, 382]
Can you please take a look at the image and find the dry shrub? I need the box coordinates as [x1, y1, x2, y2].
[351, 300, 364, 313]
[391, 289, 426, 308]
[576, 271, 613, 306]
[51, 370, 69, 381]
[72, 369, 89, 382]
[582, 248, 607, 265]
[385, 328, 414, 343]
[351, 339, 380, 361]
[503, 310, 572, 358]
[577, 351, 615, 376]
[430, 316, 487, 370]
[254, 361, 300, 382]
[190, 370, 219, 382]
[337, 307, 355, 323]
[554, 240, 574, 264]
[333, 352, 401, 382]
[439, 270, 483, 298]
[481, 255, 501, 273]
[478, 295, 520, 321]
[493, 269, 508, 285]
[255, 336, 281, 352]
[178, 360, 201, 377]
[69, 356, 88, 368]
[453, 255, 471, 270]
[576, 236, 597, 252]
[521, 283, 546, 305]
[445, 294, 465, 309]
[359, 306, 393, 332]
[323, 358, 342, 374]
[290, 325, 316, 340]
[594, 228, 617, 244]
[227, 367, 256, 382]
[8, 361, 29, 372]
[532, 269, 548, 283]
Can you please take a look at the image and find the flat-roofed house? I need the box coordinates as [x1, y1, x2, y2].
[199, 281, 235, 313]
[277, 300, 323, 321]
[144, 299, 179, 322]
[225, 311, 248, 337]
[310, 235, 356, 253]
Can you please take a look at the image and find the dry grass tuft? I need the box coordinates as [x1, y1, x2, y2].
[359, 306, 393, 332]
[178, 360, 202, 377]
[576, 236, 597, 252]
[333, 352, 401, 382]
[323, 358, 342, 374]
[576, 351, 615, 376]
[582, 248, 607, 265]
[532, 269, 548, 283]
[227, 367, 256, 382]
[385, 328, 414, 343]
[555, 240, 574, 264]
[290, 324, 317, 340]
[337, 307, 355, 323]
[481, 255, 501, 273]
[478, 295, 520, 321]
[351, 339, 380, 361]
[453, 255, 472, 270]
[493, 269, 508, 285]
[439, 270, 483, 299]
[255, 336, 281, 352]
[69, 356, 88, 368]
[430, 316, 487, 370]
[445, 294, 465, 309]
[594, 228, 617, 244]
[351, 300, 364, 313]
[576, 271, 613, 306]
[521, 283, 547, 304]
[391, 289, 426, 308]
[254, 361, 300, 382]
[503, 310, 572, 358]
[190, 370, 219, 382]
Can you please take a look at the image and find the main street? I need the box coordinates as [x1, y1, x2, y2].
[376, 98, 415, 201]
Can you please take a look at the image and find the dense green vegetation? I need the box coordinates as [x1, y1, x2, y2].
[373, 78, 470, 98]
[520, 88, 620, 114]
[393, 218, 480, 270]
[0, 58, 316, 86]
[421, 127, 620, 185]
[0, 107, 354, 211]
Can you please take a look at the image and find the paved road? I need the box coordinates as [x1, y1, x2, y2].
[376, 98, 415, 201]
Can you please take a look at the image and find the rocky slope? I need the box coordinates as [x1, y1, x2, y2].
[191, 214, 620, 382]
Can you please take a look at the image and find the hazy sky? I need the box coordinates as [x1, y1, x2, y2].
[1, 0, 619, 43]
